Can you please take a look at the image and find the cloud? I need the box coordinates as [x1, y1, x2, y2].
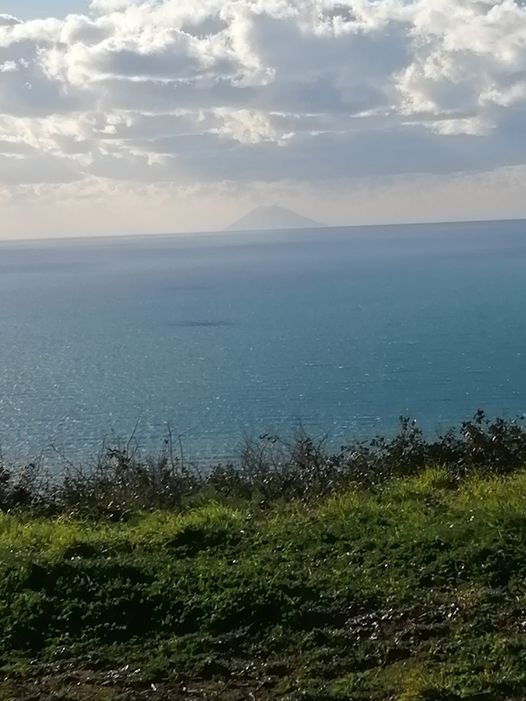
[1, 0, 526, 235]
[0, 15, 21, 28]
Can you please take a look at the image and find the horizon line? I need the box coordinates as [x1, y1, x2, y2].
[0, 214, 525, 245]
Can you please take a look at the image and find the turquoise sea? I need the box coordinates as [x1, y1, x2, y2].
[1, 219, 525, 463]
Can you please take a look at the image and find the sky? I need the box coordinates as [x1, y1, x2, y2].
[0, 2, 88, 20]
[1, 0, 526, 238]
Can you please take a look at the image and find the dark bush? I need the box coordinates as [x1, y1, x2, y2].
[1, 411, 526, 518]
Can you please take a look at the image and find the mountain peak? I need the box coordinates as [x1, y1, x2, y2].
[226, 205, 323, 232]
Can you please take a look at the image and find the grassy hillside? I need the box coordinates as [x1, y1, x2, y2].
[2, 466, 526, 699]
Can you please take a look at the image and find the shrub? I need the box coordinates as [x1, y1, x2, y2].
[1, 411, 526, 518]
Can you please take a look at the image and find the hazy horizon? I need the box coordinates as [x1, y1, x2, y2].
[1, 212, 526, 245]
[1, 1, 526, 238]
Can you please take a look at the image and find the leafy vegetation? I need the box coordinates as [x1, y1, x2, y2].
[2, 414, 526, 698]
[3, 411, 526, 519]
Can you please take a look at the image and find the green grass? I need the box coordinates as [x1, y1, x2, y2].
[2, 467, 526, 699]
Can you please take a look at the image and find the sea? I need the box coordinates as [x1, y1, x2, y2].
[1, 219, 525, 465]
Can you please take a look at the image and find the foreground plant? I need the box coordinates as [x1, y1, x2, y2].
[1, 411, 526, 519]
[1, 465, 526, 698]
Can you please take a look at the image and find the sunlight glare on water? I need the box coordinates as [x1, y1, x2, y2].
[1, 219, 525, 463]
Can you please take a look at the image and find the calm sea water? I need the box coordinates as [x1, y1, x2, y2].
[1, 220, 526, 463]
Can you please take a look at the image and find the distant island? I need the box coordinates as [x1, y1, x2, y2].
[226, 205, 323, 231]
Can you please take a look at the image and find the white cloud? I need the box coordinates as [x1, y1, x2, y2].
[1, 0, 526, 235]
[214, 108, 286, 143]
